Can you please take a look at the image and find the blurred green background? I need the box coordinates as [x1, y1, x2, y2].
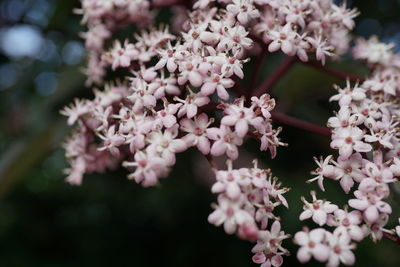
[0, 0, 399, 266]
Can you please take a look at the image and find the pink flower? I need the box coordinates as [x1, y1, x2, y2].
[259, 125, 284, 158]
[308, 155, 336, 191]
[348, 189, 392, 223]
[61, 99, 89, 125]
[252, 221, 289, 267]
[331, 153, 366, 193]
[329, 80, 366, 106]
[122, 151, 169, 187]
[328, 209, 364, 242]
[208, 195, 254, 235]
[226, 0, 260, 25]
[155, 102, 182, 129]
[149, 72, 181, 99]
[110, 40, 139, 70]
[300, 191, 338, 226]
[65, 157, 86, 186]
[207, 125, 243, 160]
[330, 126, 372, 158]
[212, 160, 251, 199]
[221, 54, 246, 79]
[147, 125, 187, 165]
[327, 106, 364, 128]
[155, 42, 186, 72]
[218, 25, 253, 54]
[221, 98, 264, 138]
[97, 125, 125, 157]
[251, 94, 276, 119]
[294, 228, 330, 263]
[175, 91, 210, 119]
[267, 23, 297, 55]
[180, 113, 213, 154]
[128, 79, 157, 112]
[200, 73, 235, 100]
[325, 231, 356, 267]
[307, 35, 334, 65]
[177, 57, 204, 87]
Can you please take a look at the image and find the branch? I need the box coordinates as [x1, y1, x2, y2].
[248, 48, 267, 95]
[232, 77, 247, 97]
[253, 56, 297, 97]
[271, 111, 331, 137]
[301, 61, 364, 83]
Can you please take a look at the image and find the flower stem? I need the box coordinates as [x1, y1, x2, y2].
[248, 48, 267, 96]
[271, 111, 331, 137]
[301, 60, 364, 83]
[383, 232, 400, 245]
[253, 56, 296, 97]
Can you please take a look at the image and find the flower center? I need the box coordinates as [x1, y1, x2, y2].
[227, 173, 235, 182]
[224, 135, 232, 143]
[345, 137, 353, 144]
[226, 207, 234, 217]
[194, 127, 203, 136]
[139, 160, 147, 167]
[233, 35, 241, 43]
[344, 166, 352, 174]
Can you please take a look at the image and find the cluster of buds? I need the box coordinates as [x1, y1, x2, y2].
[297, 36, 400, 266]
[59, 0, 381, 267]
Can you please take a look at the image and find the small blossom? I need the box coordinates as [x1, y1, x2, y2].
[207, 125, 243, 160]
[300, 191, 338, 226]
[294, 228, 330, 263]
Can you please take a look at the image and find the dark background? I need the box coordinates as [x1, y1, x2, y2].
[0, 0, 399, 266]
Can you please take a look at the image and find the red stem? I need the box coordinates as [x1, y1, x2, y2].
[271, 111, 331, 137]
[248, 48, 267, 96]
[253, 56, 297, 97]
[301, 61, 364, 83]
[383, 232, 400, 245]
[232, 77, 247, 97]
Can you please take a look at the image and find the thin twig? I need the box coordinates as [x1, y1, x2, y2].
[271, 111, 331, 137]
[383, 232, 400, 245]
[232, 77, 247, 97]
[301, 61, 364, 83]
[248, 48, 267, 95]
[253, 56, 297, 97]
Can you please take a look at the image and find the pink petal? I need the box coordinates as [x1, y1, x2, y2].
[297, 247, 311, 263]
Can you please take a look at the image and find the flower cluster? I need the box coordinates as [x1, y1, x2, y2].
[208, 160, 290, 267]
[252, 0, 358, 64]
[64, 2, 289, 264]
[296, 192, 361, 266]
[296, 36, 400, 266]
[61, 0, 400, 267]
[77, 0, 154, 85]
